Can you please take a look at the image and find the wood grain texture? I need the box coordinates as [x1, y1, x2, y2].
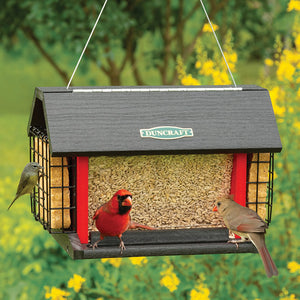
[28, 85, 282, 156]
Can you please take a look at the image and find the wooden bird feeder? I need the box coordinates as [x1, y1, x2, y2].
[27, 85, 282, 259]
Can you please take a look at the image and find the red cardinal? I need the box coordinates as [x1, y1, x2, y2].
[92, 189, 155, 253]
[213, 197, 278, 278]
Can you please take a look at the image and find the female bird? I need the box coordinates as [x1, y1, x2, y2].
[213, 197, 278, 278]
[8, 162, 43, 210]
[92, 189, 155, 253]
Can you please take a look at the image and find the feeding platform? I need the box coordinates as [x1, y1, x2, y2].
[27, 85, 281, 259]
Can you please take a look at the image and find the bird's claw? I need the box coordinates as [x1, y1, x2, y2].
[89, 242, 99, 250]
[227, 238, 241, 249]
[119, 241, 126, 254]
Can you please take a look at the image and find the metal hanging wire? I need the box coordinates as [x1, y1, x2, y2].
[198, 0, 237, 87]
[66, 0, 237, 88]
[67, 0, 109, 89]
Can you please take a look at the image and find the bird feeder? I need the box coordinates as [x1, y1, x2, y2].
[27, 85, 282, 259]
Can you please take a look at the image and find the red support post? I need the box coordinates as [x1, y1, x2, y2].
[230, 153, 247, 206]
[230, 153, 247, 239]
[76, 156, 89, 244]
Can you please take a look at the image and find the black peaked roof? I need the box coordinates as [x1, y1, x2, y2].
[28, 85, 282, 156]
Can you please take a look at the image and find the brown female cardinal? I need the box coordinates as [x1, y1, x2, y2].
[213, 197, 278, 278]
[92, 189, 155, 253]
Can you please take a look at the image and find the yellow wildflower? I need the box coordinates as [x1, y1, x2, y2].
[269, 86, 281, 103]
[203, 22, 219, 32]
[224, 51, 238, 70]
[288, 261, 300, 273]
[273, 104, 286, 117]
[212, 70, 231, 85]
[295, 34, 300, 51]
[287, 0, 300, 11]
[129, 256, 148, 266]
[160, 265, 180, 292]
[176, 55, 187, 80]
[195, 61, 202, 69]
[295, 121, 300, 134]
[276, 61, 296, 81]
[265, 58, 274, 66]
[282, 49, 300, 65]
[67, 274, 86, 293]
[280, 287, 297, 300]
[190, 282, 210, 300]
[101, 258, 122, 268]
[181, 74, 201, 86]
[45, 286, 70, 300]
[200, 60, 215, 76]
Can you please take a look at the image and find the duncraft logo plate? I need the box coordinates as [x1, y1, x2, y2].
[140, 126, 194, 140]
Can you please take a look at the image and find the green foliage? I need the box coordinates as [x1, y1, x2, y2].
[0, 0, 292, 85]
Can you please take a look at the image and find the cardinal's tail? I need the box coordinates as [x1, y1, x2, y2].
[257, 245, 278, 278]
[128, 222, 156, 230]
[249, 233, 278, 278]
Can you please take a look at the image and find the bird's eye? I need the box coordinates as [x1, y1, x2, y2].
[217, 202, 221, 206]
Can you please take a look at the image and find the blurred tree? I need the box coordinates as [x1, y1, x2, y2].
[0, 0, 290, 85]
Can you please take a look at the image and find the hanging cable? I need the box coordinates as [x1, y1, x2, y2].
[198, 0, 237, 87]
[67, 0, 109, 89]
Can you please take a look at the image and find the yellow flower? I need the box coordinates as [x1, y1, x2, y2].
[295, 34, 300, 51]
[279, 287, 297, 300]
[287, 0, 300, 11]
[265, 58, 274, 66]
[45, 287, 70, 300]
[129, 256, 148, 266]
[276, 60, 296, 81]
[224, 51, 238, 65]
[190, 283, 210, 300]
[203, 22, 219, 32]
[282, 49, 300, 65]
[67, 274, 86, 293]
[181, 74, 201, 85]
[160, 265, 180, 292]
[288, 261, 300, 273]
[176, 55, 187, 80]
[101, 258, 122, 268]
[195, 61, 202, 69]
[273, 104, 286, 117]
[199, 59, 214, 76]
[269, 86, 280, 103]
[212, 70, 231, 85]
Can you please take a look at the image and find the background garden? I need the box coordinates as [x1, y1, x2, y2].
[1, 0, 300, 299]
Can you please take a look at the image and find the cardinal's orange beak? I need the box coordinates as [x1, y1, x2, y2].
[212, 206, 218, 212]
[122, 196, 132, 206]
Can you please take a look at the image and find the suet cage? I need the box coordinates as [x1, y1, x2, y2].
[27, 85, 281, 259]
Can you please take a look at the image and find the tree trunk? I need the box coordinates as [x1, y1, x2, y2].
[21, 26, 70, 85]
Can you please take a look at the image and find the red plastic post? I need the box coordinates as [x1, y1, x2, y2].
[230, 153, 247, 239]
[76, 156, 89, 244]
[230, 153, 247, 206]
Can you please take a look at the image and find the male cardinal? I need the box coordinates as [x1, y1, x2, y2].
[213, 197, 278, 278]
[8, 162, 43, 210]
[92, 189, 155, 253]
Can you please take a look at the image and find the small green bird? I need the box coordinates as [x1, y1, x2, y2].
[8, 162, 43, 210]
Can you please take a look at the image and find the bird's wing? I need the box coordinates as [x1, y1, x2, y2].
[92, 205, 104, 220]
[228, 212, 267, 233]
[15, 173, 31, 196]
[92, 202, 113, 220]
